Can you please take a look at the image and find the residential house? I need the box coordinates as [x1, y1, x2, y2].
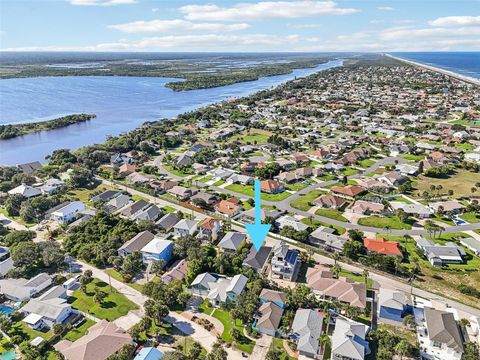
[54, 320, 134, 360]
[0, 273, 52, 301]
[460, 237, 480, 256]
[416, 238, 465, 266]
[132, 205, 162, 222]
[17, 161, 42, 174]
[330, 185, 367, 200]
[91, 190, 121, 203]
[198, 218, 222, 242]
[118, 230, 155, 258]
[429, 200, 465, 214]
[260, 180, 285, 194]
[8, 184, 41, 198]
[126, 172, 150, 184]
[275, 215, 310, 232]
[259, 289, 287, 309]
[134, 347, 164, 360]
[167, 186, 195, 200]
[395, 164, 419, 176]
[270, 241, 300, 281]
[21, 286, 74, 330]
[242, 246, 272, 273]
[50, 201, 86, 225]
[161, 259, 188, 285]
[312, 194, 347, 209]
[254, 301, 284, 336]
[346, 200, 384, 215]
[240, 208, 284, 224]
[173, 219, 198, 237]
[420, 307, 464, 360]
[0, 247, 13, 278]
[37, 178, 66, 195]
[331, 317, 370, 360]
[190, 192, 218, 206]
[217, 232, 246, 252]
[190, 273, 248, 307]
[364, 238, 402, 257]
[215, 199, 242, 217]
[121, 200, 150, 218]
[377, 288, 410, 323]
[290, 309, 323, 358]
[140, 238, 174, 266]
[118, 163, 137, 177]
[156, 212, 181, 233]
[306, 265, 367, 309]
[226, 174, 253, 185]
[390, 201, 433, 218]
[308, 228, 346, 253]
[378, 171, 407, 187]
[104, 194, 131, 213]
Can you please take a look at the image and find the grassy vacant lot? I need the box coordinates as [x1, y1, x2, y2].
[290, 189, 326, 211]
[379, 233, 480, 308]
[412, 169, 480, 198]
[163, 164, 191, 177]
[286, 182, 309, 191]
[70, 278, 138, 321]
[401, 154, 425, 161]
[63, 319, 96, 342]
[225, 183, 291, 201]
[68, 183, 113, 204]
[230, 129, 273, 144]
[358, 215, 413, 230]
[212, 309, 255, 354]
[315, 208, 348, 222]
[105, 268, 145, 292]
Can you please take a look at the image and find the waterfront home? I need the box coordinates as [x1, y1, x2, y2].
[21, 286, 74, 330]
[118, 230, 155, 258]
[242, 246, 272, 272]
[364, 237, 402, 257]
[290, 309, 323, 358]
[259, 288, 287, 309]
[420, 307, 464, 360]
[173, 219, 198, 237]
[190, 273, 248, 307]
[217, 232, 246, 252]
[0, 273, 52, 301]
[270, 241, 300, 281]
[260, 179, 285, 194]
[54, 320, 134, 360]
[306, 265, 366, 309]
[140, 238, 173, 266]
[17, 161, 42, 174]
[8, 184, 41, 198]
[377, 288, 410, 323]
[331, 317, 370, 360]
[416, 238, 465, 266]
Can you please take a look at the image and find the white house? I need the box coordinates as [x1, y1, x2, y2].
[8, 184, 41, 198]
[190, 272, 248, 307]
[50, 201, 86, 224]
[173, 219, 198, 237]
[0, 273, 52, 301]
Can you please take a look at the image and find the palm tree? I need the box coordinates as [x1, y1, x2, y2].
[319, 334, 331, 357]
[332, 264, 342, 279]
[395, 339, 410, 360]
[362, 269, 369, 286]
[332, 252, 340, 265]
[402, 314, 416, 329]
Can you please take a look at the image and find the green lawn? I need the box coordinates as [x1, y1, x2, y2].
[198, 299, 214, 316]
[343, 167, 359, 176]
[174, 337, 207, 357]
[68, 183, 113, 204]
[286, 182, 308, 191]
[163, 165, 191, 177]
[358, 159, 376, 168]
[272, 337, 296, 360]
[225, 184, 291, 201]
[164, 206, 176, 213]
[70, 278, 138, 321]
[0, 207, 37, 228]
[461, 211, 480, 223]
[8, 321, 54, 341]
[401, 154, 425, 161]
[358, 215, 413, 230]
[63, 319, 96, 341]
[315, 208, 348, 222]
[230, 129, 273, 144]
[212, 309, 255, 354]
[197, 175, 213, 183]
[412, 169, 480, 199]
[105, 268, 145, 292]
[212, 180, 225, 186]
[301, 217, 346, 235]
[290, 190, 326, 211]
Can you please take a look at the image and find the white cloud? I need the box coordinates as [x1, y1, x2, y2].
[69, 0, 136, 6]
[108, 19, 250, 33]
[429, 16, 480, 27]
[179, 1, 359, 21]
[377, 6, 394, 11]
[287, 23, 321, 28]
[152, 8, 159, 13]
[369, 19, 384, 24]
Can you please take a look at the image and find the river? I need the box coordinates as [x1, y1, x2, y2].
[0, 59, 342, 165]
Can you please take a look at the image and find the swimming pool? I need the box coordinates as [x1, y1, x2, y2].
[0, 304, 14, 316]
[0, 349, 16, 360]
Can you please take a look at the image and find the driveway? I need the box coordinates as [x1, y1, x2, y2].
[250, 334, 273, 360]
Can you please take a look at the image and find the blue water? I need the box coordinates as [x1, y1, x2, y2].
[0, 304, 14, 316]
[0, 59, 342, 165]
[391, 52, 480, 80]
[0, 350, 16, 360]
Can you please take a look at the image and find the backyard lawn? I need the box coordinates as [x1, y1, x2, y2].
[290, 190, 325, 211]
[461, 211, 480, 223]
[272, 337, 296, 360]
[8, 321, 54, 341]
[286, 182, 309, 191]
[70, 278, 138, 321]
[63, 319, 96, 341]
[358, 215, 413, 230]
[358, 159, 375, 168]
[225, 184, 291, 201]
[315, 208, 348, 222]
[163, 165, 191, 177]
[212, 309, 255, 354]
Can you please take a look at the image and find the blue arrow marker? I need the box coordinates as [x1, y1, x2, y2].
[245, 179, 271, 251]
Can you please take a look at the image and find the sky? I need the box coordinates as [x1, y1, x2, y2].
[0, 0, 479, 52]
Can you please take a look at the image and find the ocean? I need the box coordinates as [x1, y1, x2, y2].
[391, 52, 480, 80]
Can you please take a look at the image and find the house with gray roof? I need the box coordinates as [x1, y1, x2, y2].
[308, 227, 346, 253]
[0, 273, 52, 301]
[156, 212, 181, 232]
[459, 237, 480, 256]
[190, 272, 247, 307]
[254, 301, 284, 337]
[275, 215, 309, 232]
[378, 288, 410, 323]
[416, 238, 465, 266]
[118, 230, 155, 258]
[218, 232, 246, 252]
[331, 317, 370, 360]
[422, 307, 464, 360]
[243, 246, 272, 272]
[290, 309, 323, 358]
[132, 204, 162, 222]
[271, 241, 300, 281]
[173, 219, 199, 237]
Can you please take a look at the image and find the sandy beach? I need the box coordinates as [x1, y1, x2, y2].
[386, 54, 480, 86]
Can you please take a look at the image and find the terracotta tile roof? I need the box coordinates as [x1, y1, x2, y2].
[216, 200, 240, 215]
[260, 180, 283, 192]
[364, 238, 402, 256]
[330, 185, 366, 198]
